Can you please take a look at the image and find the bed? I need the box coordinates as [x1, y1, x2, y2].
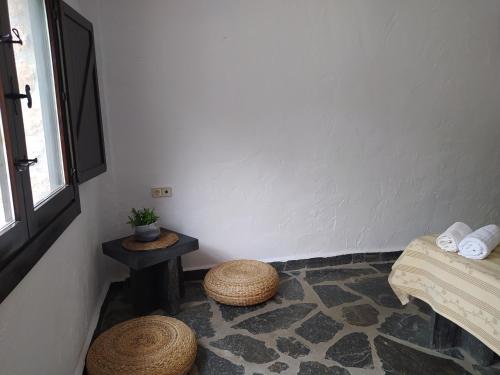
[389, 235, 500, 365]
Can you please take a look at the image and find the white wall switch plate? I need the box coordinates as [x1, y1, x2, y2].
[151, 187, 172, 198]
[151, 187, 162, 198]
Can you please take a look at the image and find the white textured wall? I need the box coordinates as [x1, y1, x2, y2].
[99, 0, 500, 269]
[0, 1, 119, 374]
[0, 179, 109, 375]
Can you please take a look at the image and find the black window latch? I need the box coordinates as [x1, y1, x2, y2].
[6, 84, 32, 108]
[14, 158, 38, 172]
[0, 28, 23, 45]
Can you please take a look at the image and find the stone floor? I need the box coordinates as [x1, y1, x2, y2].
[92, 254, 500, 375]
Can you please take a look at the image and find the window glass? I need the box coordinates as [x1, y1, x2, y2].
[0, 107, 14, 230]
[8, 0, 65, 206]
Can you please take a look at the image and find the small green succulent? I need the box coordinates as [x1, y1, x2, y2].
[127, 208, 159, 226]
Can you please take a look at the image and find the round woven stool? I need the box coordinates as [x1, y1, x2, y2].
[86, 315, 197, 375]
[203, 259, 279, 306]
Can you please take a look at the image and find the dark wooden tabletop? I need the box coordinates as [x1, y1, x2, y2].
[102, 228, 199, 270]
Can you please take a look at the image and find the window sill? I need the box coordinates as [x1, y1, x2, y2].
[0, 198, 81, 303]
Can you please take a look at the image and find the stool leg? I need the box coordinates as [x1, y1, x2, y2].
[178, 256, 185, 298]
[130, 268, 155, 315]
[158, 259, 181, 315]
[431, 312, 458, 349]
[168, 258, 181, 315]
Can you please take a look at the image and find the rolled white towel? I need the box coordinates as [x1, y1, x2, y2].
[435, 222, 472, 252]
[458, 224, 500, 260]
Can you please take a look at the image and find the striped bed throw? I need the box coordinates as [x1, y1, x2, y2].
[389, 235, 500, 355]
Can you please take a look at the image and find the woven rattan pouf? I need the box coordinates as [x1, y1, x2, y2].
[86, 315, 196, 375]
[203, 259, 279, 306]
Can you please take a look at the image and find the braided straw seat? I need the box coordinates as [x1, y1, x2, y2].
[86, 315, 196, 375]
[203, 259, 279, 306]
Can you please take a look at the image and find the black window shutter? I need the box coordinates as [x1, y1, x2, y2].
[60, 2, 106, 183]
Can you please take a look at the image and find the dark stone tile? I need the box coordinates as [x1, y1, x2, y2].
[277, 278, 304, 301]
[458, 329, 498, 366]
[374, 335, 471, 375]
[93, 282, 133, 337]
[278, 254, 400, 271]
[175, 302, 214, 338]
[295, 312, 344, 344]
[96, 301, 134, 336]
[370, 262, 394, 274]
[313, 285, 362, 308]
[184, 268, 209, 281]
[219, 301, 276, 322]
[364, 253, 383, 262]
[439, 348, 465, 360]
[181, 282, 207, 303]
[210, 334, 279, 364]
[297, 361, 350, 375]
[474, 365, 500, 375]
[352, 253, 366, 263]
[411, 297, 433, 315]
[270, 261, 286, 272]
[283, 255, 358, 270]
[232, 303, 317, 334]
[105, 280, 127, 303]
[342, 304, 379, 327]
[276, 336, 310, 359]
[378, 313, 431, 348]
[268, 362, 289, 373]
[364, 251, 402, 262]
[218, 302, 267, 322]
[325, 332, 373, 368]
[279, 272, 292, 281]
[305, 268, 377, 285]
[304, 255, 353, 268]
[302, 257, 328, 269]
[285, 259, 310, 271]
[380, 251, 403, 261]
[323, 254, 353, 267]
[345, 275, 403, 308]
[195, 346, 245, 375]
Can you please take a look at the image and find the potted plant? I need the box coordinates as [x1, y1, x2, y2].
[127, 208, 160, 242]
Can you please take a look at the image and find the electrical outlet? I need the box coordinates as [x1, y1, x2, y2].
[151, 187, 172, 198]
[161, 187, 172, 197]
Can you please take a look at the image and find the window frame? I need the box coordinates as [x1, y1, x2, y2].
[0, 0, 80, 303]
[0, 77, 30, 264]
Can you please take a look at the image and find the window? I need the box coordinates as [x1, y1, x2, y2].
[8, 0, 66, 206]
[0, 0, 81, 302]
[0, 104, 14, 231]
